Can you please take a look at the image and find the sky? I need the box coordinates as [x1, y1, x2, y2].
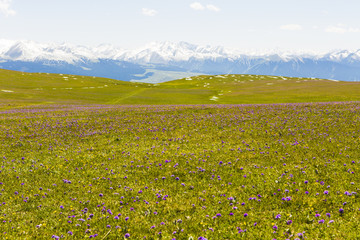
[1, 0, 360, 51]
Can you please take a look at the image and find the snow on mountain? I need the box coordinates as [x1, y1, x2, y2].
[92, 44, 127, 60]
[0, 39, 16, 53]
[0, 39, 359, 64]
[1, 39, 360, 82]
[106, 41, 357, 64]
[115, 41, 236, 63]
[0, 40, 111, 63]
[321, 49, 360, 64]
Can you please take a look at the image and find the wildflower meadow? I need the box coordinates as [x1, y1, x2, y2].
[0, 102, 359, 239]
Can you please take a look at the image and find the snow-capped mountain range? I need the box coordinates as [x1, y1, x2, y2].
[1, 39, 360, 82]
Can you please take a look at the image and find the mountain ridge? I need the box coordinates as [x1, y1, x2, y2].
[1, 39, 347, 62]
[1, 39, 360, 82]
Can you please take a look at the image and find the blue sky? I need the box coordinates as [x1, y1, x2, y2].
[1, 0, 360, 51]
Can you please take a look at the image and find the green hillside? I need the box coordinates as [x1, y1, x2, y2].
[1, 69, 360, 106]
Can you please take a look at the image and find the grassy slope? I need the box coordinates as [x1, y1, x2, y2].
[1, 69, 360, 106]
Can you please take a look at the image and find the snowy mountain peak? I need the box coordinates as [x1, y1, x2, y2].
[1, 39, 360, 83]
[121, 41, 236, 63]
[0, 39, 360, 64]
[3, 40, 40, 60]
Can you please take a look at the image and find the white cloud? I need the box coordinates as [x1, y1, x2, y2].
[0, 0, 16, 16]
[280, 24, 303, 31]
[190, 2, 220, 12]
[190, 2, 205, 11]
[325, 24, 360, 34]
[206, 4, 220, 12]
[142, 8, 158, 17]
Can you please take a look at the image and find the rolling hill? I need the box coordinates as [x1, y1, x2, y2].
[1, 68, 360, 107]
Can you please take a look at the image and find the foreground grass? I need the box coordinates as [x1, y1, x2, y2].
[0, 102, 359, 239]
[2, 69, 360, 106]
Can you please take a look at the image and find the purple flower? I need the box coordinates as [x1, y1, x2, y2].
[125, 217, 129, 221]
[326, 213, 331, 218]
[243, 213, 248, 217]
[99, 193, 103, 197]
[273, 225, 278, 230]
[286, 220, 292, 225]
[125, 233, 130, 238]
[318, 219, 325, 224]
[339, 208, 344, 214]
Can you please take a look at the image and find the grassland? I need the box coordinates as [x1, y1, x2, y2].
[1, 102, 360, 239]
[1, 69, 360, 239]
[1, 69, 360, 107]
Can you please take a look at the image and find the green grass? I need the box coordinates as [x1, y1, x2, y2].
[0, 103, 360, 239]
[1, 69, 360, 107]
[1, 68, 360, 238]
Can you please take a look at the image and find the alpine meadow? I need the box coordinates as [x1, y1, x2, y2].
[1, 69, 360, 239]
[2, 1, 360, 239]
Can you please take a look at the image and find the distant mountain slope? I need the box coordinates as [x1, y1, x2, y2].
[1, 69, 360, 106]
[1, 40, 360, 82]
